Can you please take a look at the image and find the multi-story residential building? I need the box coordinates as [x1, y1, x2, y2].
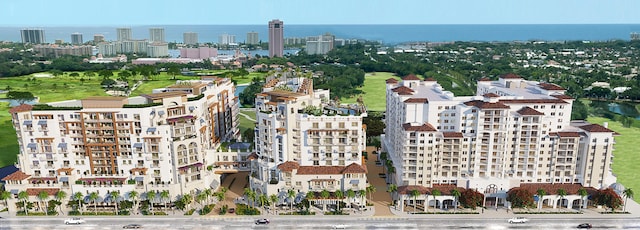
[218, 33, 236, 45]
[149, 28, 165, 43]
[147, 42, 169, 57]
[116, 28, 132, 41]
[3, 78, 239, 214]
[246, 31, 259, 45]
[32, 45, 93, 57]
[71, 33, 83, 45]
[249, 73, 368, 208]
[183, 32, 198, 45]
[383, 73, 617, 211]
[93, 34, 105, 43]
[180, 47, 217, 59]
[268, 19, 284, 57]
[97, 42, 117, 56]
[20, 29, 46, 44]
[306, 33, 335, 55]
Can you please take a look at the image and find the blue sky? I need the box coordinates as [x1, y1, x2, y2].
[2, 0, 640, 26]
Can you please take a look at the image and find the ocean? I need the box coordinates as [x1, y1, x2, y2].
[2, 24, 640, 45]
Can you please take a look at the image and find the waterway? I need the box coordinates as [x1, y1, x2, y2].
[590, 100, 640, 119]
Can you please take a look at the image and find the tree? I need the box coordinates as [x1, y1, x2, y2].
[202, 188, 212, 204]
[146, 191, 156, 214]
[258, 194, 268, 210]
[195, 192, 207, 209]
[623, 188, 634, 212]
[18, 190, 29, 215]
[577, 188, 588, 210]
[0, 190, 11, 208]
[410, 189, 420, 213]
[305, 191, 315, 208]
[69, 72, 80, 78]
[6, 91, 35, 104]
[181, 194, 193, 211]
[269, 194, 278, 213]
[287, 189, 296, 211]
[128, 190, 139, 214]
[54, 190, 67, 215]
[88, 192, 99, 213]
[37, 191, 49, 215]
[387, 184, 398, 205]
[459, 189, 483, 209]
[109, 190, 121, 214]
[593, 188, 623, 211]
[214, 192, 225, 203]
[556, 189, 568, 208]
[168, 66, 180, 80]
[366, 185, 376, 203]
[243, 188, 256, 209]
[507, 188, 535, 209]
[536, 188, 546, 210]
[72, 192, 84, 214]
[160, 190, 170, 211]
[334, 190, 344, 211]
[451, 189, 461, 213]
[431, 189, 441, 212]
[346, 189, 356, 209]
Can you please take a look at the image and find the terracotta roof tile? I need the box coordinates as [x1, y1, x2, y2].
[402, 123, 437, 132]
[9, 104, 33, 113]
[391, 86, 414, 95]
[2, 170, 30, 181]
[277, 161, 300, 172]
[499, 73, 523, 79]
[516, 107, 545, 116]
[551, 94, 574, 100]
[483, 93, 500, 98]
[397, 185, 466, 195]
[342, 163, 367, 174]
[500, 99, 568, 104]
[515, 183, 597, 195]
[402, 74, 421, 81]
[247, 152, 259, 160]
[579, 124, 615, 133]
[424, 77, 437, 82]
[552, 132, 582, 138]
[478, 77, 492, 81]
[297, 166, 344, 175]
[442, 132, 464, 138]
[463, 100, 510, 109]
[403, 98, 429, 103]
[539, 82, 565, 90]
[385, 78, 398, 84]
[26, 188, 60, 196]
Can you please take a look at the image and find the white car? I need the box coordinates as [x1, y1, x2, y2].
[64, 218, 86, 225]
[332, 224, 347, 229]
[508, 217, 529, 224]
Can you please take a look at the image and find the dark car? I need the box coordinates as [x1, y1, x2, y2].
[228, 208, 235, 213]
[255, 218, 270, 225]
[123, 224, 143, 229]
[577, 223, 592, 229]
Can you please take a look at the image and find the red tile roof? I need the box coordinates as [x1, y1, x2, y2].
[478, 77, 492, 81]
[499, 73, 523, 79]
[403, 123, 437, 132]
[442, 132, 464, 138]
[343, 163, 367, 174]
[579, 124, 615, 133]
[402, 74, 421, 81]
[551, 94, 574, 100]
[385, 78, 399, 84]
[515, 183, 596, 195]
[2, 170, 30, 181]
[247, 152, 259, 160]
[516, 107, 544, 116]
[538, 82, 565, 90]
[397, 185, 466, 195]
[277, 161, 300, 172]
[391, 86, 414, 95]
[500, 99, 568, 104]
[424, 77, 437, 82]
[9, 104, 33, 113]
[26, 188, 60, 196]
[463, 100, 510, 109]
[483, 93, 500, 98]
[551, 132, 582, 138]
[295, 164, 366, 175]
[403, 98, 429, 103]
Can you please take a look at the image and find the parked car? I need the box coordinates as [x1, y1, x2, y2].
[122, 224, 143, 229]
[228, 208, 235, 213]
[64, 218, 85, 225]
[255, 218, 270, 225]
[577, 223, 593, 229]
[507, 217, 529, 224]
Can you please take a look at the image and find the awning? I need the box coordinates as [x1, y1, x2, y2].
[10, 189, 19, 195]
[350, 179, 359, 184]
[189, 106, 195, 111]
[157, 111, 165, 116]
[37, 120, 47, 125]
[146, 127, 156, 132]
[23, 120, 32, 125]
[58, 143, 67, 148]
[135, 176, 145, 182]
[27, 143, 37, 149]
[59, 177, 69, 182]
[133, 143, 143, 148]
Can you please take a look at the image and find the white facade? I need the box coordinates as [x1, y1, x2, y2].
[4, 79, 240, 214]
[383, 74, 617, 196]
[246, 31, 259, 45]
[183, 32, 198, 45]
[147, 42, 169, 57]
[116, 28, 132, 41]
[149, 28, 165, 43]
[306, 34, 334, 55]
[218, 34, 236, 45]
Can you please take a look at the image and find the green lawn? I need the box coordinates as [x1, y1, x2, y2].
[238, 110, 256, 137]
[587, 117, 640, 202]
[340, 72, 402, 112]
[0, 102, 19, 168]
[0, 72, 110, 103]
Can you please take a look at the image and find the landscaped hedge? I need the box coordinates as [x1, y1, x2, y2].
[199, 204, 215, 215]
[279, 210, 315, 215]
[68, 211, 119, 215]
[123, 102, 162, 108]
[410, 211, 479, 214]
[513, 211, 582, 214]
[32, 104, 82, 111]
[185, 209, 196, 215]
[600, 211, 630, 214]
[235, 204, 260, 215]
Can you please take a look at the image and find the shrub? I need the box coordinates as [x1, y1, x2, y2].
[235, 203, 260, 215]
[200, 204, 215, 215]
[184, 209, 196, 215]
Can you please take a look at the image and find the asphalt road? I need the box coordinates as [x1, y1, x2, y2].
[2, 216, 640, 230]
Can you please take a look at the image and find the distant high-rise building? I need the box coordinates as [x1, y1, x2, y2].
[149, 27, 165, 43]
[20, 29, 46, 44]
[71, 32, 83, 45]
[183, 32, 198, 45]
[218, 33, 236, 45]
[94, 34, 105, 43]
[54, 39, 64, 45]
[116, 28, 132, 41]
[268, 19, 284, 57]
[246, 31, 259, 45]
[631, 32, 640, 41]
[147, 42, 169, 57]
[306, 33, 335, 55]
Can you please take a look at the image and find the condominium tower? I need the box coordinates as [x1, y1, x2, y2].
[306, 33, 335, 55]
[183, 32, 198, 45]
[149, 28, 165, 43]
[268, 19, 284, 57]
[383, 74, 617, 198]
[71, 33, 83, 45]
[246, 31, 259, 45]
[20, 29, 46, 44]
[116, 28, 132, 41]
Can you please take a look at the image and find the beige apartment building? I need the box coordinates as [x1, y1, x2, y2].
[383, 74, 617, 210]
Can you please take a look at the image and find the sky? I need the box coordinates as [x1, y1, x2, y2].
[1, 0, 640, 26]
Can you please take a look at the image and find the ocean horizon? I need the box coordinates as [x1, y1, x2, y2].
[2, 24, 640, 44]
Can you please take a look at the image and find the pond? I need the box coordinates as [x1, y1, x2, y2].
[590, 100, 640, 119]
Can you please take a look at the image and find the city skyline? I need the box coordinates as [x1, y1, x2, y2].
[1, 0, 640, 26]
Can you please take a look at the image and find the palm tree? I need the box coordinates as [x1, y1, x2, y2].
[320, 190, 330, 211]
[244, 188, 256, 209]
[18, 190, 29, 215]
[0, 190, 11, 208]
[73, 192, 84, 214]
[37, 191, 49, 215]
[536, 188, 546, 210]
[431, 189, 441, 212]
[623, 188, 634, 212]
[160, 190, 170, 211]
[410, 189, 420, 213]
[287, 189, 296, 211]
[215, 192, 225, 203]
[269, 194, 278, 213]
[305, 191, 315, 208]
[109, 190, 120, 215]
[181, 194, 193, 211]
[54, 190, 67, 215]
[146, 191, 157, 214]
[357, 190, 366, 207]
[366, 185, 376, 202]
[258, 194, 268, 210]
[88, 192, 99, 213]
[335, 190, 344, 211]
[388, 184, 398, 207]
[202, 188, 213, 204]
[450, 189, 461, 213]
[128, 191, 139, 214]
[577, 188, 588, 211]
[195, 192, 207, 209]
[556, 189, 567, 208]
[346, 189, 356, 209]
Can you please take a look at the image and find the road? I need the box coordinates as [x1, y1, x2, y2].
[2, 216, 640, 230]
